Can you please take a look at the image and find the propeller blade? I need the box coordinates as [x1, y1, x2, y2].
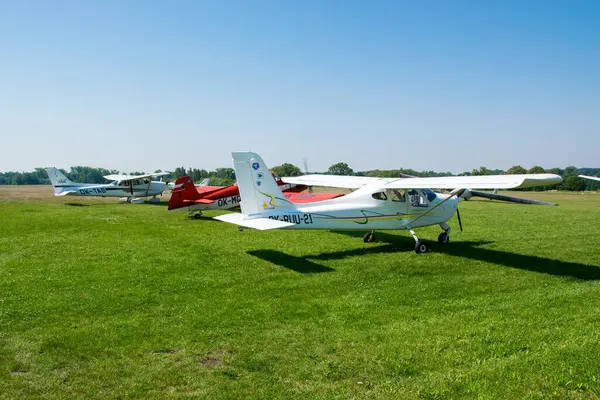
[457, 208, 463, 232]
[469, 190, 557, 206]
[302, 157, 313, 193]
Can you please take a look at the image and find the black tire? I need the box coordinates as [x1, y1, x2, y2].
[438, 232, 449, 244]
[415, 240, 428, 254]
[363, 232, 374, 243]
[194, 213, 202, 219]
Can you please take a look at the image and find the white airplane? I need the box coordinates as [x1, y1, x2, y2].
[46, 167, 169, 203]
[215, 152, 562, 253]
[579, 175, 600, 182]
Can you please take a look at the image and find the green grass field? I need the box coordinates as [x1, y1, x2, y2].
[1, 188, 599, 399]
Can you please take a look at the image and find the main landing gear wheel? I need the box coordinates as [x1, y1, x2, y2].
[363, 231, 375, 243]
[415, 240, 428, 254]
[190, 211, 202, 219]
[438, 232, 450, 244]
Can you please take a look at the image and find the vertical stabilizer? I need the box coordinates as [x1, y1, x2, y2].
[168, 176, 201, 210]
[231, 152, 296, 217]
[45, 168, 76, 195]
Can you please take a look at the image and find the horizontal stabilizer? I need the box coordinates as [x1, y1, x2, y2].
[188, 199, 214, 204]
[214, 213, 295, 230]
[56, 191, 77, 196]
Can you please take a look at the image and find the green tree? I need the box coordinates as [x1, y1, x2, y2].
[327, 162, 354, 176]
[545, 167, 563, 175]
[527, 166, 545, 174]
[471, 166, 489, 176]
[271, 163, 302, 177]
[562, 176, 585, 191]
[214, 168, 235, 180]
[507, 165, 527, 174]
[173, 167, 187, 178]
[562, 166, 579, 177]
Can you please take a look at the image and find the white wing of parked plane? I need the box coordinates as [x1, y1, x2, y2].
[283, 173, 562, 190]
[281, 174, 390, 189]
[103, 172, 170, 181]
[382, 174, 562, 189]
[579, 175, 600, 182]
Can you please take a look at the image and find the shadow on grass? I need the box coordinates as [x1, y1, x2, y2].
[65, 203, 90, 207]
[145, 200, 169, 206]
[437, 242, 600, 280]
[332, 231, 600, 281]
[247, 250, 335, 274]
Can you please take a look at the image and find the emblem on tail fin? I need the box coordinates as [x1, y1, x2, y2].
[252, 162, 260, 170]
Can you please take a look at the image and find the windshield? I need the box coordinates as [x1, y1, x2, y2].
[422, 189, 437, 202]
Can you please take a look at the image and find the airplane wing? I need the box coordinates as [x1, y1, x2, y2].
[282, 174, 389, 189]
[214, 213, 294, 230]
[579, 175, 600, 182]
[103, 172, 170, 181]
[283, 173, 562, 190]
[382, 174, 562, 190]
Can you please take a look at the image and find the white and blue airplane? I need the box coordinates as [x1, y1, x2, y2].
[45, 167, 169, 203]
[215, 152, 562, 253]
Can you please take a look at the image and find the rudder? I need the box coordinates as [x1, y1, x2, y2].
[168, 176, 201, 210]
[45, 168, 76, 195]
[231, 152, 296, 217]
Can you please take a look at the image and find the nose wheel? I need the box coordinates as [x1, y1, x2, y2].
[437, 223, 451, 245]
[438, 232, 450, 244]
[363, 231, 375, 243]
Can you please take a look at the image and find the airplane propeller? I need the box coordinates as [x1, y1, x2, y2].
[302, 157, 314, 193]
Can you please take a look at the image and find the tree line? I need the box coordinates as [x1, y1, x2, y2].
[2, 164, 599, 191]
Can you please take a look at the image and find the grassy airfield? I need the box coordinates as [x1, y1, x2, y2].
[1, 186, 599, 399]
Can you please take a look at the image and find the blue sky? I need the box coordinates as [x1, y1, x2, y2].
[1, 0, 598, 174]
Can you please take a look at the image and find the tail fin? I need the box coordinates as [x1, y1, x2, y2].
[45, 167, 76, 195]
[197, 178, 210, 187]
[232, 152, 296, 217]
[168, 176, 201, 210]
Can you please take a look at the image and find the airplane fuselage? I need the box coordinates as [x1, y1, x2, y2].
[57, 182, 166, 198]
[249, 186, 458, 231]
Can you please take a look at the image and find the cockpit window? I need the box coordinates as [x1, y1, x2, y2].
[390, 190, 406, 202]
[408, 190, 429, 207]
[372, 192, 388, 201]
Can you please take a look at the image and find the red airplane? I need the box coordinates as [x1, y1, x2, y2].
[168, 175, 343, 218]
